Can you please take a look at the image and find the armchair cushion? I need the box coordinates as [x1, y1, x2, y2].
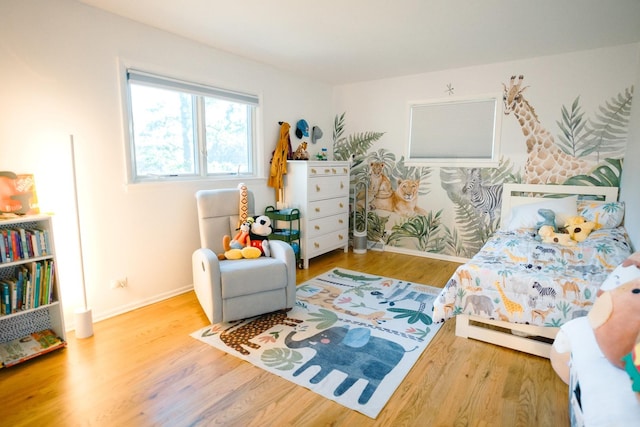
[221, 258, 287, 299]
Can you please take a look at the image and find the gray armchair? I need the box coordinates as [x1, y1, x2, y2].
[192, 188, 297, 324]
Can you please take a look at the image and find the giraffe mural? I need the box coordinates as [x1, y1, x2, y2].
[502, 75, 595, 184]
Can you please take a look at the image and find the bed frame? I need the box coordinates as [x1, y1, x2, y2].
[455, 183, 619, 358]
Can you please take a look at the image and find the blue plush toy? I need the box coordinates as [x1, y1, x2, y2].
[536, 208, 557, 232]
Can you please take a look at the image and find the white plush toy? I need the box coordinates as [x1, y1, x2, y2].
[550, 252, 640, 383]
[599, 262, 640, 294]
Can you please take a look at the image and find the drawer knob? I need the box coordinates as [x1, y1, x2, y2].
[340, 182, 344, 189]
[315, 207, 321, 212]
[324, 168, 330, 173]
[332, 168, 336, 174]
[339, 202, 344, 208]
[314, 242, 320, 248]
[338, 219, 344, 224]
[343, 168, 348, 173]
[338, 234, 344, 240]
[311, 168, 317, 174]
[316, 184, 321, 192]
[314, 225, 320, 230]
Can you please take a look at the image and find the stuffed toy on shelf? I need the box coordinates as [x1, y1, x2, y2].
[293, 141, 310, 160]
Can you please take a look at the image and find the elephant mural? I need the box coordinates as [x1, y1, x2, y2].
[284, 325, 413, 404]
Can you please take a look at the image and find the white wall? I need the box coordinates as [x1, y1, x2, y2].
[0, 0, 334, 328]
[620, 44, 640, 250]
[333, 43, 640, 258]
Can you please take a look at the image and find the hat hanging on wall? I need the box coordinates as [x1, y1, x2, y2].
[295, 119, 309, 139]
[311, 126, 323, 144]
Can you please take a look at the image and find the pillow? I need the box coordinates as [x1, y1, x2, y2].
[503, 195, 578, 231]
[578, 200, 625, 229]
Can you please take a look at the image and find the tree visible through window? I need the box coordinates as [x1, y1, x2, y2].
[126, 69, 257, 182]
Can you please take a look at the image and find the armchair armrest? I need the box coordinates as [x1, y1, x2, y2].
[192, 248, 223, 324]
[268, 240, 297, 306]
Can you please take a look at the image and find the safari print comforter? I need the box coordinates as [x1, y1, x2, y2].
[432, 226, 632, 327]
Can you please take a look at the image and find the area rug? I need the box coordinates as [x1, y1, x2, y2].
[191, 268, 443, 418]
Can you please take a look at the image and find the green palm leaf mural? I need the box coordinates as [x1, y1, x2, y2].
[385, 211, 444, 252]
[557, 96, 588, 157]
[563, 158, 622, 187]
[556, 86, 633, 161]
[333, 112, 385, 162]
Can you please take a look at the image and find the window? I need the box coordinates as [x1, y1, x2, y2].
[125, 69, 259, 182]
[407, 94, 502, 167]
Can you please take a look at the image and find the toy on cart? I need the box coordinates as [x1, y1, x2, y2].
[264, 206, 302, 268]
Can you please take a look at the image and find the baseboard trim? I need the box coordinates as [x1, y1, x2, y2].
[383, 246, 468, 264]
[66, 285, 194, 332]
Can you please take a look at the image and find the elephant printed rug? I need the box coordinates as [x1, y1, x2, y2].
[190, 268, 443, 419]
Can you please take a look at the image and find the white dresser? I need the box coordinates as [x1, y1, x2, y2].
[283, 161, 350, 269]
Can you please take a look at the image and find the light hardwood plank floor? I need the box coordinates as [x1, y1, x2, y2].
[0, 250, 569, 426]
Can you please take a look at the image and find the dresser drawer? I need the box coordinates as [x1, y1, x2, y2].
[308, 175, 348, 201]
[307, 228, 348, 258]
[308, 197, 349, 220]
[308, 213, 348, 238]
[309, 164, 349, 177]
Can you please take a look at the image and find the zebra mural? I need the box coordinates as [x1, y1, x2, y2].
[462, 168, 503, 226]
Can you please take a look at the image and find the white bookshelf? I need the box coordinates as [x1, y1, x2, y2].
[0, 214, 66, 366]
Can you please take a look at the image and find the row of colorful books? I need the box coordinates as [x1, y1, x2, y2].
[0, 260, 55, 316]
[0, 329, 65, 368]
[0, 227, 51, 263]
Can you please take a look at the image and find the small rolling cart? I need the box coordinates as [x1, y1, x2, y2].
[264, 206, 302, 268]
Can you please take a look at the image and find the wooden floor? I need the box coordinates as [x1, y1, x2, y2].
[0, 250, 569, 426]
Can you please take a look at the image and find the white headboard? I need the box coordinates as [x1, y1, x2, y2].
[500, 183, 619, 226]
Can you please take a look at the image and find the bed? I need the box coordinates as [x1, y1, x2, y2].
[432, 183, 633, 358]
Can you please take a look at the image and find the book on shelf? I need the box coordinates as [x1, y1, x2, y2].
[0, 329, 65, 368]
[0, 226, 51, 264]
[0, 260, 55, 316]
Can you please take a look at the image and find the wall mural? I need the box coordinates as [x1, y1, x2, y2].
[336, 75, 634, 259]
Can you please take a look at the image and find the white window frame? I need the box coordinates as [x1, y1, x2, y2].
[406, 93, 503, 168]
[123, 68, 259, 183]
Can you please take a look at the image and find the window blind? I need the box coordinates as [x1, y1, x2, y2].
[127, 69, 259, 106]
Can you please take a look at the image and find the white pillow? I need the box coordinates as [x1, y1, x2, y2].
[503, 195, 578, 231]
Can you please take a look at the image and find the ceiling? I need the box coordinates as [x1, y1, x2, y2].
[77, 0, 640, 85]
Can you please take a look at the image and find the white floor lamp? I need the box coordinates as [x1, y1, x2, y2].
[70, 135, 93, 339]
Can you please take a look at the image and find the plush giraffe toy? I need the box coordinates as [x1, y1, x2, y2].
[218, 183, 261, 260]
[237, 182, 249, 227]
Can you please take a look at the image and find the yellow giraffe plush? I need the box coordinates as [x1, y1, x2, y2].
[494, 281, 524, 318]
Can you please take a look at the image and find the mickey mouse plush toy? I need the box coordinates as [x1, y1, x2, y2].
[249, 215, 273, 257]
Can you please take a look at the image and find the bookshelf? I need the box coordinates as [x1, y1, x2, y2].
[0, 214, 66, 367]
